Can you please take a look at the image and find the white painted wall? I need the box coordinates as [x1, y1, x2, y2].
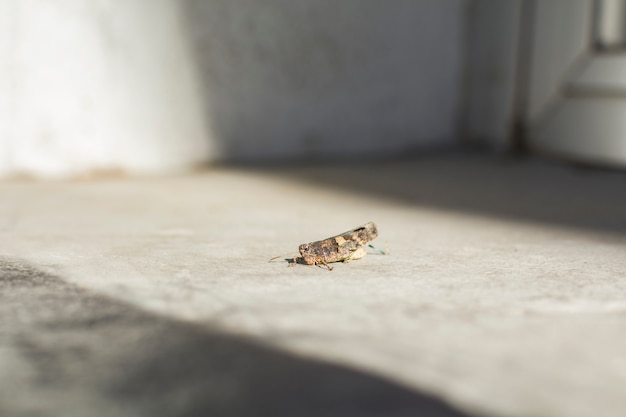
[0, 0, 15, 174]
[0, 0, 468, 178]
[1, 0, 214, 178]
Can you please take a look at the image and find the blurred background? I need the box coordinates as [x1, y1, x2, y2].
[2, 0, 625, 178]
[2, 2, 626, 417]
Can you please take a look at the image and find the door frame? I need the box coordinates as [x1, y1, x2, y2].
[465, 0, 626, 168]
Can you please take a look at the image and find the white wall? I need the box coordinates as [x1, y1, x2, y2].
[0, 0, 214, 178]
[0, 0, 468, 178]
[0, 0, 15, 174]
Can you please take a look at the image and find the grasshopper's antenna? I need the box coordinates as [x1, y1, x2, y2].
[268, 252, 299, 263]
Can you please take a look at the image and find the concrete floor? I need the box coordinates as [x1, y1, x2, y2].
[1, 153, 625, 417]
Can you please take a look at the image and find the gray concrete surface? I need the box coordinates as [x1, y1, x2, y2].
[1, 153, 626, 417]
[0, 261, 467, 417]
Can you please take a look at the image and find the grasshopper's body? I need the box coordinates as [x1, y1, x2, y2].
[297, 222, 378, 270]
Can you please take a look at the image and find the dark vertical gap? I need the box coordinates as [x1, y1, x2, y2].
[621, 1, 626, 47]
[509, 0, 537, 155]
[591, 0, 603, 50]
[622, 1, 626, 47]
[455, 0, 476, 147]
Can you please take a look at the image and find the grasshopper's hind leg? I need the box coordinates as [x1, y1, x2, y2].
[343, 245, 367, 263]
[317, 260, 334, 271]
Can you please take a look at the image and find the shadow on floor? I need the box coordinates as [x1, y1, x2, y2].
[0, 260, 477, 417]
[245, 152, 626, 236]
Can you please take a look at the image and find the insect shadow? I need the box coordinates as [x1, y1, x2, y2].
[282, 256, 331, 270]
[286, 257, 307, 266]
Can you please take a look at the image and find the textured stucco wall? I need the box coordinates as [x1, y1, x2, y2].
[182, 0, 468, 161]
[0, 0, 467, 178]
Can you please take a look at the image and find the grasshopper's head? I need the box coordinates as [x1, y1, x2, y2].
[298, 243, 316, 265]
[298, 243, 309, 255]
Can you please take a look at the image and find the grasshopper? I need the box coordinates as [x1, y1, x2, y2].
[277, 222, 383, 270]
